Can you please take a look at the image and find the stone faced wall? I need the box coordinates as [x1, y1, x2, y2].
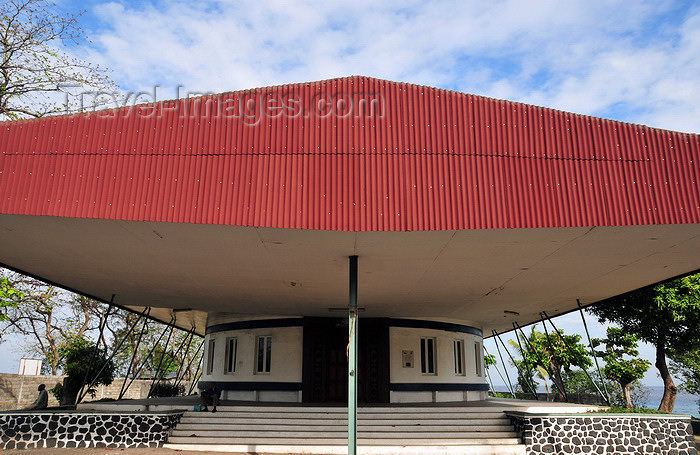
[0, 411, 183, 449]
[508, 413, 697, 455]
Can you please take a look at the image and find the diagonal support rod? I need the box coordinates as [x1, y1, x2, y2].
[494, 328, 539, 399]
[539, 313, 569, 402]
[542, 311, 609, 404]
[512, 322, 540, 400]
[119, 310, 152, 399]
[149, 326, 197, 398]
[147, 319, 177, 397]
[120, 314, 174, 399]
[483, 345, 514, 397]
[514, 322, 565, 400]
[77, 306, 149, 404]
[577, 299, 611, 404]
[491, 333, 516, 398]
[77, 298, 114, 403]
[175, 337, 204, 392]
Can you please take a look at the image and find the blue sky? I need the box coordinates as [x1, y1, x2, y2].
[2, 0, 698, 390]
[50, 0, 700, 133]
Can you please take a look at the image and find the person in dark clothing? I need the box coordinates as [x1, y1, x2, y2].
[200, 383, 220, 412]
[27, 384, 48, 410]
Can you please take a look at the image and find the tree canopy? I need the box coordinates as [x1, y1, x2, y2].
[510, 326, 592, 401]
[594, 327, 651, 408]
[0, 276, 23, 323]
[588, 272, 700, 412]
[55, 335, 115, 406]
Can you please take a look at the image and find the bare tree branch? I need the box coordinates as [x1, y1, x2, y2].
[0, 0, 116, 119]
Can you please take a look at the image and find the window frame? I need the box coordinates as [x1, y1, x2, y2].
[474, 341, 483, 377]
[206, 338, 216, 375]
[255, 335, 272, 374]
[225, 337, 238, 374]
[453, 339, 465, 376]
[420, 336, 437, 375]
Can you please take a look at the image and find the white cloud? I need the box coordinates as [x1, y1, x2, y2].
[75, 0, 699, 132]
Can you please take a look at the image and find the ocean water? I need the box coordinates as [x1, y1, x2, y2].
[641, 386, 699, 417]
[493, 385, 699, 417]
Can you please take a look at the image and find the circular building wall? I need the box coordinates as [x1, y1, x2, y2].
[199, 316, 487, 403]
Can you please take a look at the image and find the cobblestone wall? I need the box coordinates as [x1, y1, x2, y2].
[0, 411, 183, 449]
[508, 413, 697, 455]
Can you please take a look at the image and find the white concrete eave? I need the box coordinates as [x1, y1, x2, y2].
[1, 214, 699, 336]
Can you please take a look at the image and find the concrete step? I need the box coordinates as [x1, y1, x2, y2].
[174, 423, 515, 432]
[202, 404, 503, 414]
[164, 443, 526, 455]
[181, 410, 510, 420]
[178, 415, 513, 425]
[166, 405, 525, 455]
[171, 430, 518, 438]
[167, 436, 523, 445]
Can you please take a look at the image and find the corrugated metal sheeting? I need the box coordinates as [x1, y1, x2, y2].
[0, 76, 698, 231]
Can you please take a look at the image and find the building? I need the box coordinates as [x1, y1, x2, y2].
[0, 76, 698, 404]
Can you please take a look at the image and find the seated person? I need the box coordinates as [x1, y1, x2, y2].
[27, 384, 48, 410]
[200, 383, 220, 412]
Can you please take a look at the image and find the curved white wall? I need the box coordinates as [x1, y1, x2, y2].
[389, 325, 487, 403]
[200, 317, 303, 402]
[200, 316, 487, 403]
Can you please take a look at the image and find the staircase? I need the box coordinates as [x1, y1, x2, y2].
[164, 405, 526, 454]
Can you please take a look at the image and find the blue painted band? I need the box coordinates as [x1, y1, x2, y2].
[206, 317, 482, 337]
[390, 382, 490, 392]
[206, 318, 303, 335]
[389, 319, 482, 337]
[198, 381, 303, 391]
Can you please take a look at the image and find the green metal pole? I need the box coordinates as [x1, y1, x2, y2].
[348, 255, 358, 455]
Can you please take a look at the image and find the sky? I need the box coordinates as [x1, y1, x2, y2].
[52, 0, 700, 134]
[2, 0, 699, 390]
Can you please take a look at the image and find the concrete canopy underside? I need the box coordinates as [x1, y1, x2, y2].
[1, 214, 698, 336]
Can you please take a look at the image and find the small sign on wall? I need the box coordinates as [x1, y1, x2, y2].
[402, 350, 414, 368]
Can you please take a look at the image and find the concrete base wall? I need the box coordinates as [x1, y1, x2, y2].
[390, 390, 488, 403]
[0, 373, 193, 411]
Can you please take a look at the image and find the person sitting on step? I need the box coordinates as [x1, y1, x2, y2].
[200, 382, 220, 412]
[27, 384, 49, 410]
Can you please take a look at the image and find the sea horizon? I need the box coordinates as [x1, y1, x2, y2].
[493, 384, 699, 417]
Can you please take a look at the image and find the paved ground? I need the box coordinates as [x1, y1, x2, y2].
[8, 449, 250, 455]
[9, 438, 700, 455]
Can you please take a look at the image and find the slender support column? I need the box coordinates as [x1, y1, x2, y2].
[348, 255, 358, 455]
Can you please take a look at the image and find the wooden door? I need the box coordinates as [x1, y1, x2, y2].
[302, 317, 389, 403]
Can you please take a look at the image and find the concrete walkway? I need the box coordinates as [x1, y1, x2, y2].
[77, 395, 603, 414]
[6, 449, 249, 455]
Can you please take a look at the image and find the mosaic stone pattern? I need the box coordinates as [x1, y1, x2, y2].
[509, 414, 697, 455]
[0, 412, 183, 449]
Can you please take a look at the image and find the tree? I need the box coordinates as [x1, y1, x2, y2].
[1, 270, 105, 375]
[588, 273, 700, 412]
[54, 335, 115, 406]
[106, 310, 202, 384]
[508, 327, 553, 397]
[0, 0, 115, 119]
[0, 276, 23, 320]
[514, 327, 592, 401]
[669, 341, 700, 397]
[593, 327, 651, 409]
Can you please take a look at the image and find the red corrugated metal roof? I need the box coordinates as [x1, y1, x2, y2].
[1, 76, 698, 231]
